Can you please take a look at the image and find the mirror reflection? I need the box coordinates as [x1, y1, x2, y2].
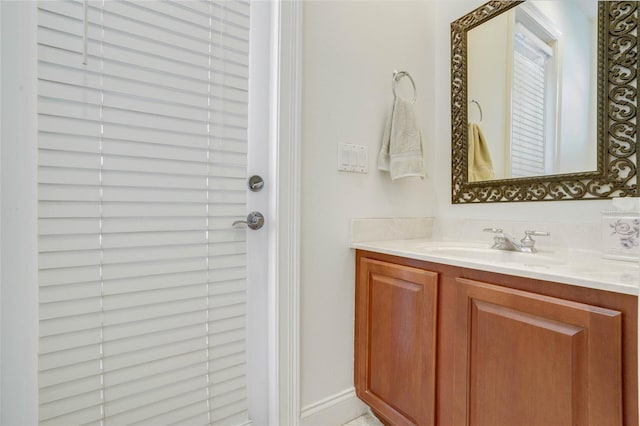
[467, 0, 598, 182]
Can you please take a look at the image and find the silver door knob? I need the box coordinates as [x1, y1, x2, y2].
[232, 211, 264, 230]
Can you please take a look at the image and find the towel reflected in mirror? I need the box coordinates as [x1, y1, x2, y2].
[468, 123, 495, 182]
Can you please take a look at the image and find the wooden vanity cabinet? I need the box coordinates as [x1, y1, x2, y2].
[354, 250, 638, 426]
[454, 278, 623, 426]
[355, 257, 439, 426]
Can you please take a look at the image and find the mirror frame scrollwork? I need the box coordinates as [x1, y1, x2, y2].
[451, 1, 639, 203]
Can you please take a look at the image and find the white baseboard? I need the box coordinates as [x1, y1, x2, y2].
[300, 388, 367, 426]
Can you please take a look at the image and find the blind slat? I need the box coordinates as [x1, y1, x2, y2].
[39, 403, 103, 426]
[39, 51, 248, 105]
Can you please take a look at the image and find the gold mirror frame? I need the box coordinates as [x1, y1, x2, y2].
[451, 1, 639, 203]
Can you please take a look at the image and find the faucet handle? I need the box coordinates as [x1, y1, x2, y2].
[520, 230, 550, 251]
[524, 230, 550, 237]
[483, 228, 503, 234]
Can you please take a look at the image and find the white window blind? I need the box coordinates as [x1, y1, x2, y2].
[37, 1, 252, 424]
[510, 27, 550, 178]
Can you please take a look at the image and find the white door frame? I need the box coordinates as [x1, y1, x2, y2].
[0, 1, 303, 424]
[269, 1, 302, 425]
[1, 1, 39, 424]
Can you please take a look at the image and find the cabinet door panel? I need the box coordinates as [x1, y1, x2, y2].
[355, 258, 438, 426]
[454, 278, 623, 426]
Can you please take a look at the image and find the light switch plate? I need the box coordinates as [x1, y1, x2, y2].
[337, 143, 368, 173]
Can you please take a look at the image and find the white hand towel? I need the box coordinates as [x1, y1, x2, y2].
[377, 97, 425, 180]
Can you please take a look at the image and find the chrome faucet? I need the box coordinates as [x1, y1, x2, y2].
[483, 228, 550, 253]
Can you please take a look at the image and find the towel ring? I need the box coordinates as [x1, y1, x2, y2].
[470, 99, 483, 122]
[392, 70, 417, 104]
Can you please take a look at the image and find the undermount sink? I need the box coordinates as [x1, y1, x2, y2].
[416, 243, 566, 267]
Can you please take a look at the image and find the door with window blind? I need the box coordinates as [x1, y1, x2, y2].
[37, 1, 269, 424]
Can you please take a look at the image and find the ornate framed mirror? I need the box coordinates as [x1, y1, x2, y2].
[451, 1, 638, 203]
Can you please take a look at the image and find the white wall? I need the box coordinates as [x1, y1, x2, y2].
[300, 0, 436, 415]
[433, 0, 613, 224]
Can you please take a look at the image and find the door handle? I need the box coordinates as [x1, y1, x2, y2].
[232, 211, 264, 230]
[248, 175, 264, 192]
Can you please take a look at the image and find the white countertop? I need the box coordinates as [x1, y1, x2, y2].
[351, 239, 639, 296]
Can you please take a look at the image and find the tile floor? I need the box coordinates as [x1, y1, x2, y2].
[342, 411, 384, 426]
